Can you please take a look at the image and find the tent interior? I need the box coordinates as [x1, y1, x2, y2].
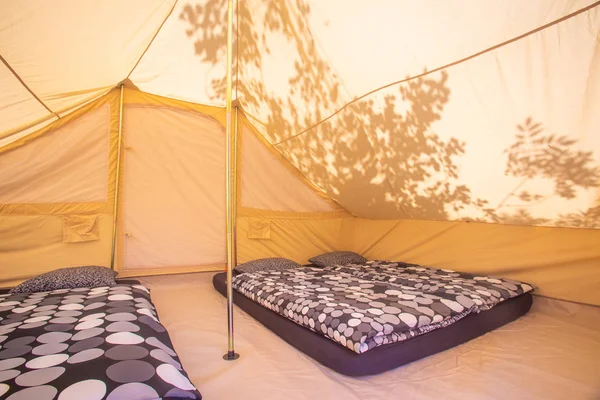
[1, 0, 599, 399]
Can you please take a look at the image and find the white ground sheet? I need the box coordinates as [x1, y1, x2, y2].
[139, 272, 600, 400]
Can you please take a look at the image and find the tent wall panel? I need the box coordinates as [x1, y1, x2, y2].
[0, 105, 111, 204]
[0, 214, 112, 287]
[0, 89, 121, 212]
[0, 91, 120, 287]
[120, 105, 226, 273]
[113, 90, 226, 275]
[0, 216, 63, 253]
[240, 124, 339, 213]
[348, 218, 600, 305]
[236, 111, 352, 266]
[236, 212, 352, 265]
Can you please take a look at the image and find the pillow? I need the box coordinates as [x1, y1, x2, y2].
[235, 258, 302, 274]
[308, 251, 367, 267]
[10, 265, 118, 294]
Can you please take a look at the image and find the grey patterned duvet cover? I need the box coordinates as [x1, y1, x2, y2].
[0, 283, 201, 399]
[232, 261, 533, 354]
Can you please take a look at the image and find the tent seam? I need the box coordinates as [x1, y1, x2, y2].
[275, 0, 600, 145]
[0, 53, 58, 118]
[240, 110, 354, 216]
[0, 86, 114, 144]
[360, 220, 402, 255]
[532, 293, 600, 309]
[125, 0, 179, 81]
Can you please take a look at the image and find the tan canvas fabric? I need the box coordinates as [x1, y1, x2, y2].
[0, 91, 120, 287]
[0, 215, 63, 254]
[0, 105, 110, 204]
[62, 214, 101, 244]
[237, 1, 600, 227]
[0, 61, 50, 142]
[0, 215, 113, 287]
[128, 0, 226, 106]
[0, 0, 175, 143]
[236, 210, 351, 265]
[241, 124, 338, 212]
[121, 106, 226, 271]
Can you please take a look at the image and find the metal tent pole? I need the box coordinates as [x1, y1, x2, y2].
[233, 105, 239, 267]
[223, 0, 239, 361]
[110, 84, 125, 271]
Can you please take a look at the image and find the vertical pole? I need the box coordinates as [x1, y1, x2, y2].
[110, 84, 125, 271]
[233, 105, 239, 267]
[223, 0, 239, 361]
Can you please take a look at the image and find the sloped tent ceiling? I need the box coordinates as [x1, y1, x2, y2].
[2, 0, 599, 228]
[238, 0, 600, 227]
[0, 0, 225, 147]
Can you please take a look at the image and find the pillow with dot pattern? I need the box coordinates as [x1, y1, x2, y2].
[235, 258, 302, 274]
[308, 251, 368, 267]
[10, 265, 118, 294]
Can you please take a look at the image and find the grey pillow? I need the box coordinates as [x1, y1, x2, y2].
[10, 265, 118, 294]
[308, 251, 367, 267]
[235, 258, 302, 274]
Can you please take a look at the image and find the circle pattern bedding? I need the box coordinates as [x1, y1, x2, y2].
[0, 284, 201, 399]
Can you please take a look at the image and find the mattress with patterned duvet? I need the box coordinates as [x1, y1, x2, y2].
[0, 283, 201, 399]
[232, 260, 534, 354]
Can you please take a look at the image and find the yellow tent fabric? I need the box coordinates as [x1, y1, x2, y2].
[0, 1, 599, 305]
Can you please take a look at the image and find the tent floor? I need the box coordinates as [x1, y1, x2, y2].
[138, 272, 600, 400]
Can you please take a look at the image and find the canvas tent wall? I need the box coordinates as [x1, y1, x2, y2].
[1, 1, 599, 305]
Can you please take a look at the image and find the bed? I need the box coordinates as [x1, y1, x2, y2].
[0, 278, 202, 399]
[213, 259, 533, 376]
